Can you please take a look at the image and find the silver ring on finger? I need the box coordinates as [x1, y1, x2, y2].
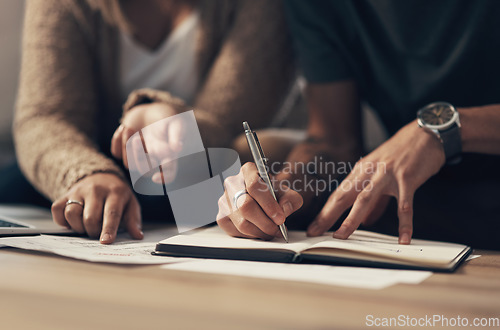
[65, 199, 84, 208]
[233, 190, 248, 209]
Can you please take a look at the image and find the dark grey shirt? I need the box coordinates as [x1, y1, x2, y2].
[286, 0, 500, 134]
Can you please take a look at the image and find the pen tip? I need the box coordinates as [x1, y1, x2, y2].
[242, 121, 250, 131]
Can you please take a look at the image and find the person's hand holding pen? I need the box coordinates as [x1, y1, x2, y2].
[216, 162, 303, 240]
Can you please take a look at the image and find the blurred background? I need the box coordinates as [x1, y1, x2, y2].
[0, 0, 24, 167]
[0, 0, 387, 171]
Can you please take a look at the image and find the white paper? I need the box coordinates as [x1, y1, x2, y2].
[0, 226, 193, 265]
[466, 254, 481, 261]
[162, 259, 432, 290]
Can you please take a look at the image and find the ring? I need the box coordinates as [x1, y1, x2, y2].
[233, 189, 248, 208]
[65, 200, 84, 208]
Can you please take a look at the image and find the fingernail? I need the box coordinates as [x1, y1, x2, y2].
[283, 202, 293, 217]
[152, 173, 161, 182]
[332, 230, 344, 239]
[400, 233, 411, 244]
[100, 233, 112, 243]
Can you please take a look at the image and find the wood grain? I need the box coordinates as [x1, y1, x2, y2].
[0, 248, 498, 329]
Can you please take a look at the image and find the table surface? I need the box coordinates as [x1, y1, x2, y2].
[0, 245, 499, 330]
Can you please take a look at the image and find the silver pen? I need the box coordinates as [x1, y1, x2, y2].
[243, 122, 289, 243]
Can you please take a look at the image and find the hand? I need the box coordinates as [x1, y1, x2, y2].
[111, 103, 183, 183]
[216, 162, 303, 240]
[51, 173, 144, 244]
[307, 120, 446, 244]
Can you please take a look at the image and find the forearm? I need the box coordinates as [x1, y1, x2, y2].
[281, 80, 363, 173]
[305, 81, 363, 158]
[14, 115, 125, 201]
[459, 104, 500, 154]
[193, 0, 294, 147]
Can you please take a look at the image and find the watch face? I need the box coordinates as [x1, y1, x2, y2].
[417, 102, 458, 129]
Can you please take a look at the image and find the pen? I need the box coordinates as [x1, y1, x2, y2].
[243, 121, 289, 243]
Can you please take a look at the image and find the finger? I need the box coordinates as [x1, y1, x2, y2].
[82, 195, 104, 239]
[363, 194, 391, 226]
[217, 217, 254, 239]
[223, 173, 246, 208]
[128, 134, 151, 174]
[332, 181, 384, 239]
[64, 199, 85, 234]
[236, 194, 279, 238]
[217, 190, 233, 221]
[218, 187, 274, 240]
[111, 125, 124, 159]
[152, 171, 163, 184]
[159, 157, 178, 184]
[122, 127, 136, 169]
[242, 162, 285, 225]
[167, 118, 184, 153]
[231, 215, 275, 240]
[397, 182, 414, 245]
[51, 198, 70, 229]
[100, 194, 126, 244]
[123, 197, 144, 240]
[307, 177, 359, 236]
[275, 184, 303, 217]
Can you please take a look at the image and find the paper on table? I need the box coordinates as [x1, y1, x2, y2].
[0, 226, 193, 265]
[466, 254, 481, 261]
[161, 259, 432, 290]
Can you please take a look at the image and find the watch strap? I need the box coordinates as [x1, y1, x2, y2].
[440, 123, 462, 164]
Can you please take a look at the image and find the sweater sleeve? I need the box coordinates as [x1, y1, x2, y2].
[123, 0, 295, 148]
[14, 0, 124, 201]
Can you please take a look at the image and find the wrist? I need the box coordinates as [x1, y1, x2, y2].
[416, 102, 462, 164]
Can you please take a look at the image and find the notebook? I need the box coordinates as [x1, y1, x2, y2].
[154, 226, 472, 272]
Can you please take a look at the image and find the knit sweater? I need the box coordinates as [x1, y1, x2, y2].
[14, 0, 294, 201]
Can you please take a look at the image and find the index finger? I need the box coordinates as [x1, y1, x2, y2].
[100, 195, 126, 244]
[241, 162, 285, 225]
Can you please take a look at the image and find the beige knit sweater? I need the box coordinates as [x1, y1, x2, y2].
[14, 0, 294, 201]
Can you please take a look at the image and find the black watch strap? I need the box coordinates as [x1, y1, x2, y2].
[440, 123, 462, 164]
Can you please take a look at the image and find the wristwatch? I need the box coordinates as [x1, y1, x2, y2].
[417, 102, 462, 164]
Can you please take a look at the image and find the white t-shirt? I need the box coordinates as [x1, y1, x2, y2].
[119, 11, 200, 104]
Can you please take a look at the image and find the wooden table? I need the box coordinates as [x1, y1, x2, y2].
[0, 247, 499, 329]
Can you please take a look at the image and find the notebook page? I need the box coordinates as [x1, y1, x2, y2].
[307, 230, 468, 265]
[159, 226, 329, 254]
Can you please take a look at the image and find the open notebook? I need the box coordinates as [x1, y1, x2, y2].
[155, 226, 472, 272]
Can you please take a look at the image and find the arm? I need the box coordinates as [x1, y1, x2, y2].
[14, 0, 141, 243]
[192, 0, 294, 147]
[308, 104, 500, 244]
[273, 81, 363, 225]
[460, 104, 500, 154]
[14, 0, 124, 200]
